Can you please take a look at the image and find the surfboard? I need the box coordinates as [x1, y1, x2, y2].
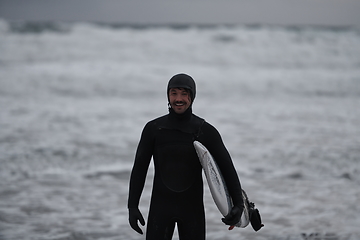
[193, 140, 250, 228]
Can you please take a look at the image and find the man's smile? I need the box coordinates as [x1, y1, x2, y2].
[175, 102, 185, 106]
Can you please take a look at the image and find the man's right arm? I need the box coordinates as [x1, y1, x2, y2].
[128, 122, 155, 209]
[128, 122, 155, 234]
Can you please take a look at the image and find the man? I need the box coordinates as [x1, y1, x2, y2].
[128, 73, 244, 240]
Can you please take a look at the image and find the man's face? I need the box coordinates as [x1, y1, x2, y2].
[169, 88, 192, 114]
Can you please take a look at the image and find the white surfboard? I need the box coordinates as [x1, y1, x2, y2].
[193, 141, 250, 228]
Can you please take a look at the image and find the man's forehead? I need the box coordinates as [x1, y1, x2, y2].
[169, 87, 189, 92]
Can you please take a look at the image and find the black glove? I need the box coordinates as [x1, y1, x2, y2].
[129, 208, 145, 234]
[222, 206, 243, 226]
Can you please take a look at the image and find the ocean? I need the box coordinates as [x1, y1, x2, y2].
[0, 19, 359, 240]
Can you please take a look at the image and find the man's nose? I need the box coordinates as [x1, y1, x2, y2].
[175, 94, 182, 101]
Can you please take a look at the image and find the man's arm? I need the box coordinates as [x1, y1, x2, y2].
[128, 122, 154, 234]
[199, 122, 244, 224]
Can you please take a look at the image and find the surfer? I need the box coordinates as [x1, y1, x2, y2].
[128, 73, 244, 239]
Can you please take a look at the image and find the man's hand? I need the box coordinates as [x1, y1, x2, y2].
[222, 206, 243, 226]
[129, 208, 145, 234]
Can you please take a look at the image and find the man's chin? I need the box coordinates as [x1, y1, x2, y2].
[173, 107, 187, 114]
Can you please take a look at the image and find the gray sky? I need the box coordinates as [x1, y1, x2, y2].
[1, 0, 360, 27]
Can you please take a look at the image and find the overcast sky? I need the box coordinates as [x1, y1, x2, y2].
[1, 0, 360, 27]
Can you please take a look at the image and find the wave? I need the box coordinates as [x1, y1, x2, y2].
[2, 20, 72, 33]
[0, 18, 357, 34]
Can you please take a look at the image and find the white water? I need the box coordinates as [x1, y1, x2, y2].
[1, 20, 360, 240]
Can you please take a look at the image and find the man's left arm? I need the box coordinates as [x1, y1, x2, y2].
[199, 123, 244, 225]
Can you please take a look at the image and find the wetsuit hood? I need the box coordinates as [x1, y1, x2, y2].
[167, 73, 196, 103]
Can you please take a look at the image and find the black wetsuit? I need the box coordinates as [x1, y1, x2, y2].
[128, 107, 243, 240]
